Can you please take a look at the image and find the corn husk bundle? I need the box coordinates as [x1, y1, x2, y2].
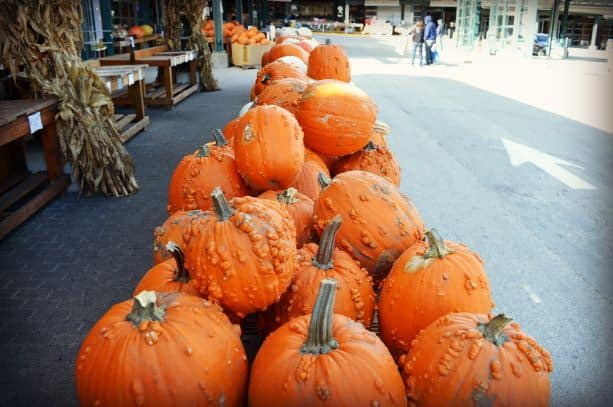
[0, 0, 139, 196]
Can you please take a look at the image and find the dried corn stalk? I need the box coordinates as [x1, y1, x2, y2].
[0, 0, 139, 196]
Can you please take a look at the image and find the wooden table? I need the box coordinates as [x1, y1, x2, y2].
[92, 64, 150, 143]
[99, 45, 198, 108]
[0, 98, 70, 240]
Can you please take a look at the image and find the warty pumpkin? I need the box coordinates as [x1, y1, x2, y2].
[259, 187, 314, 248]
[307, 39, 351, 82]
[276, 55, 308, 74]
[296, 80, 377, 156]
[167, 129, 247, 214]
[378, 229, 495, 358]
[334, 141, 401, 186]
[234, 105, 305, 192]
[291, 148, 331, 201]
[223, 117, 240, 144]
[259, 216, 375, 335]
[153, 209, 210, 264]
[75, 291, 248, 407]
[313, 171, 424, 283]
[254, 60, 307, 96]
[399, 313, 553, 406]
[254, 77, 307, 115]
[185, 188, 297, 318]
[249, 279, 407, 407]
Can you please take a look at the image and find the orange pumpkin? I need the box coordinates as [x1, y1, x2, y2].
[399, 313, 553, 406]
[254, 60, 307, 96]
[291, 148, 331, 200]
[313, 171, 424, 282]
[249, 279, 407, 407]
[261, 50, 270, 67]
[254, 77, 307, 115]
[334, 141, 401, 186]
[260, 216, 375, 335]
[167, 130, 248, 214]
[76, 291, 248, 406]
[128, 25, 145, 39]
[379, 229, 495, 358]
[153, 210, 210, 264]
[234, 105, 305, 192]
[258, 188, 313, 248]
[268, 43, 310, 65]
[223, 117, 240, 143]
[135, 242, 199, 297]
[186, 188, 297, 318]
[371, 120, 390, 146]
[296, 80, 377, 156]
[307, 39, 351, 82]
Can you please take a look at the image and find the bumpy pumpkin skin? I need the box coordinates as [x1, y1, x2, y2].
[186, 193, 297, 317]
[296, 80, 377, 156]
[399, 313, 553, 406]
[313, 171, 424, 282]
[153, 210, 210, 264]
[255, 60, 307, 96]
[334, 142, 401, 186]
[378, 231, 495, 358]
[307, 42, 351, 82]
[75, 292, 248, 407]
[258, 188, 314, 248]
[291, 148, 331, 201]
[268, 43, 310, 64]
[134, 258, 199, 297]
[167, 142, 247, 214]
[234, 105, 305, 192]
[255, 78, 307, 115]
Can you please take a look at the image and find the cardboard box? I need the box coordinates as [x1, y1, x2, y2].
[231, 43, 274, 67]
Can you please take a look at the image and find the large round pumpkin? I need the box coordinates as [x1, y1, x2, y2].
[379, 229, 495, 358]
[291, 148, 331, 201]
[167, 130, 247, 214]
[259, 188, 313, 248]
[399, 313, 553, 406]
[255, 60, 307, 96]
[254, 77, 307, 115]
[296, 80, 377, 156]
[234, 105, 305, 192]
[334, 141, 401, 186]
[260, 216, 375, 335]
[75, 291, 248, 406]
[313, 171, 424, 282]
[186, 188, 297, 318]
[307, 39, 351, 82]
[249, 279, 406, 407]
[153, 210, 210, 264]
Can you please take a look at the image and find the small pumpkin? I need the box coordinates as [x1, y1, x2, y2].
[334, 141, 401, 186]
[76, 291, 248, 406]
[259, 188, 313, 248]
[127, 25, 145, 39]
[249, 279, 407, 407]
[313, 171, 424, 283]
[167, 129, 248, 214]
[261, 51, 270, 67]
[260, 216, 375, 335]
[296, 80, 377, 156]
[223, 117, 240, 144]
[186, 188, 297, 318]
[291, 148, 331, 200]
[307, 39, 351, 82]
[379, 229, 495, 358]
[254, 60, 307, 96]
[399, 313, 553, 406]
[153, 209, 210, 264]
[254, 77, 307, 115]
[234, 105, 305, 192]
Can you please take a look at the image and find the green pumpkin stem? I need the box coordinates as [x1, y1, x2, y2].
[301, 278, 339, 354]
[211, 187, 234, 221]
[196, 144, 210, 157]
[364, 140, 377, 151]
[211, 128, 228, 147]
[478, 314, 513, 346]
[423, 229, 454, 259]
[166, 241, 189, 283]
[313, 215, 342, 270]
[126, 291, 165, 327]
[277, 187, 299, 204]
[317, 172, 331, 189]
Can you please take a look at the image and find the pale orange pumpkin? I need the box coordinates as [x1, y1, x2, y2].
[258, 188, 313, 248]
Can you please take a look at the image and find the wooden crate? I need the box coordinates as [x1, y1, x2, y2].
[231, 43, 274, 68]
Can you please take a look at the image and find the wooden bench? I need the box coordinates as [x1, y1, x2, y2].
[99, 45, 198, 108]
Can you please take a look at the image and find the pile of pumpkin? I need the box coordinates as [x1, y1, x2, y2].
[201, 20, 270, 45]
[75, 39, 553, 406]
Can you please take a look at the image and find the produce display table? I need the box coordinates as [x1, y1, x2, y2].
[91, 64, 150, 143]
[0, 98, 70, 240]
[113, 34, 162, 54]
[99, 45, 198, 108]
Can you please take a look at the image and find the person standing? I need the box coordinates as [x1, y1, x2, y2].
[436, 19, 445, 50]
[407, 21, 425, 66]
[424, 15, 437, 65]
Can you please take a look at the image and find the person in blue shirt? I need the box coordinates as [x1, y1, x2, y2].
[424, 15, 437, 65]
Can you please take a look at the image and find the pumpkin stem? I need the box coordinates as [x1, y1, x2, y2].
[423, 229, 455, 259]
[211, 128, 228, 147]
[277, 187, 299, 204]
[313, 215, 342, 270]
[166, 241, 189, 283]
[478, 314, 513, 346]
[196, 144, 210, 157]
[211, 187, 234, 221]
[364, 140, 377, 151]
[325, 38, 331, 45]
[317, 172, 331, 189]
[374, 120, 391, 136]
[301, 278, 339, 355]
[126, 291, 165, 327]
[261, 73, 271, 84]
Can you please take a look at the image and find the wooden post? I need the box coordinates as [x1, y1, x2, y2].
[213, 0, 224, 52]
[40, 120, 63, 180]
[248, 0, 254, 26]
[235, 0, 243, 25]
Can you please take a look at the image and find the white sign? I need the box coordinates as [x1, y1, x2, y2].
[117, 79, 123, 91]
[128, 73, 134, 85]
[27, 111, 43, 134]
